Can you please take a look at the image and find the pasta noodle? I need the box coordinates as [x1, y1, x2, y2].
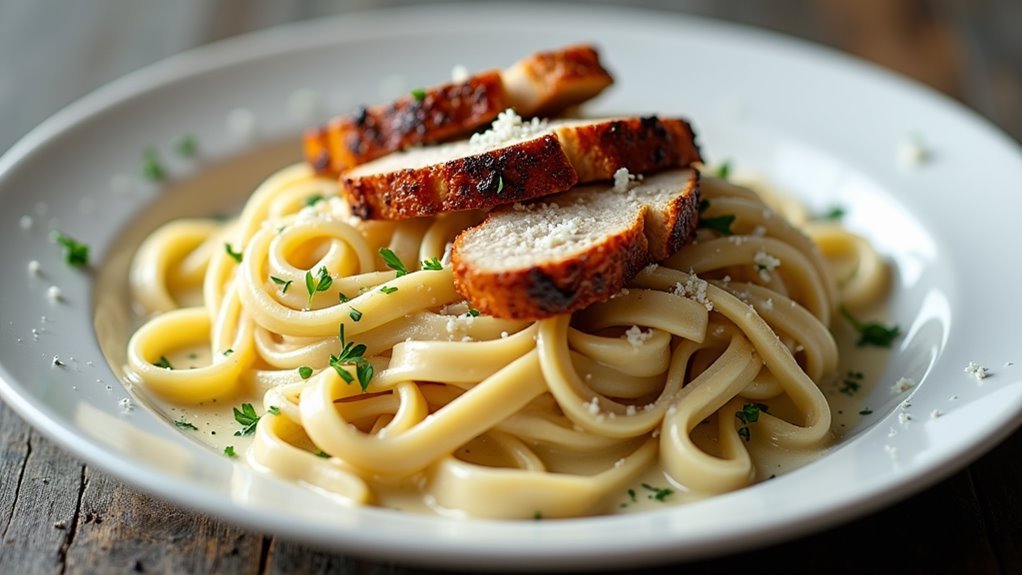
[125, 163, 889, 518]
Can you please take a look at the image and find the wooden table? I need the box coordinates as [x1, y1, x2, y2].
[2, 1, 1020, 573]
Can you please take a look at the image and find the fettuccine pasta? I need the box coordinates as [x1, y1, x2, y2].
[125, 163, 888, 518]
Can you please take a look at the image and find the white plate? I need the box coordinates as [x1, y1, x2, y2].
[1, 4, 1020, 570]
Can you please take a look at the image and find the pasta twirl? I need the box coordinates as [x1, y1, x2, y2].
[125, 165, 887, 518]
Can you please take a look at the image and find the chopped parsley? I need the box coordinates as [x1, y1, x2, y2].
[223, 349, 234, 356]
[627, 488, 637, 502]
[270, 275, 293, 294]
[174, 418, 198, 431]
[839, 370, 864, 396]
[699, 214, 736, 236]
[232, 403, 263, 436]
[496, 175, 505, 194]
[349, 308, 363, 322]
[421, 257, 443, 271]
[224, 445, 236, 458]
[379, 247, 408, 277]
[715, 160, 731, 180]
[819, 205, 846, 221]
[410, 88, 426, 101]
[735, 402, 769, 442]
[304, 266, 333, 309]
[314, 449, 331, 458]
[154, 356, 173, 370]
[268, 406, 281, 416]
[298, 366, 313, 379]
[304, 194, 325, 207]
[142, 147, 165, 181]
[225, 243, 243, 263]
[641, 483, 674, 502]
[379, 285, 398, 295]
[533, 511, 542, 520]
[329, 324, 373, 392]
[338, 292, 350, 303]
[467, 307, 480, 317]
[175, 135, 198, 158]
[53, 231, 89, 268]
[840, 306, 901, 348]
[859, 408, 874, 416]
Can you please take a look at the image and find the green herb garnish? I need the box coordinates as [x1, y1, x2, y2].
[268, 406, 280, 416]
[270, 275, 293, 294]
[379, 247, 408, 277]
[174, 418, 198, 430]
[314, 449, 331, 458]
[840, 306, 901, 348]
[328, 324, 373, 392]
[154, 356, 173, 370]
[411, 88, 426, 101]
[467, 307, 480, 317]
[232, 403, 262, 436]
[349, 308, 363, 322]
[142, 147, 165, 181]
[379, 285, 398, 295]
[641, 483, 674, 502]
[175, 135, 197, 158]
[715, 160, 731, 180]
[421, 257, 443, 271]
[820, 206, 846, 221]
[224, 445, 236, 457]
[699, 214, 736, 236]
[225, 243, 243, 263]
[496, 175, 505, 194]
[223, 349, 234, 356]
[304, 194, 325, 207]
[839, 370, 864, 396]
[859, 408, 874, 416]
[298, 366, 313, 379]
[304, 266, 333, 309]
[735, 402, 769, 442]
[53, 231, 89, 268]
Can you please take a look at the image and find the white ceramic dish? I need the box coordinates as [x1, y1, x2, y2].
[1, 3, 1020, 570]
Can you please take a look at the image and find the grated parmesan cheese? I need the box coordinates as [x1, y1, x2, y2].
[612, 167, 642, 192]
[964, 361, 989, 381]
[930, 409, 943, 419]
[451, 64, 469, 82]
[753, 250, 781, 281]
[469, 108, 549, 148]
[672, 273, 713, 310]
[623, 325, 652, 347]
[890, 377, 915, 394]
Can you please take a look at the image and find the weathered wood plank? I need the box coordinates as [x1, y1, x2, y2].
[972, 429, 1022, 575]
[0, 403, 85, 575]
[62, 467, 265, 575]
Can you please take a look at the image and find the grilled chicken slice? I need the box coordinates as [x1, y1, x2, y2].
[304, 44, 615, 176]
[451, 169, 701, 320]
[340, 115, 701, 220]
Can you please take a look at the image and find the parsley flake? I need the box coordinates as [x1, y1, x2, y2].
[175, 135, 198, 158]
[699, 214, 736, 236]
[314, 449, 331, 458]
[379, 285, 398, 295]
[641, 483, 674, 502]
[735, 402, 769, 442]
[819, 206, 846, 221]
[411, 88, 426, 101]
[379, 247, 408, 277]
[268, 406, 281, 416]
[154, 356, 173, 370]
[270, 275, 293, 294]
[304, 194, 325, 207]
[223, 349, 234, 356]
[174, 418, 198, 431]
[839, 370, 864, 396]
[225, 243, 243, 263]
[496, 175, 505, 194]
[142, 147, 165, 181]
[840, 306, 901, 348]
[304, 266, 333, 309]
[224, 445, 236, 458]
[715, 160, 731, 180]
[349, 308, 363, 322]
[232, 403, 262, 436]
[53, 231, 89, 268]
[859, 408, 874, 416]
[467, 307, 480, 317]
[298, 366, 313, 379]
[421, 257, 443, 271]
[329, 324, 373, 392]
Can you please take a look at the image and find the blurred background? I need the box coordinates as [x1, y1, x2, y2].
[1, 0, 1020, 156]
